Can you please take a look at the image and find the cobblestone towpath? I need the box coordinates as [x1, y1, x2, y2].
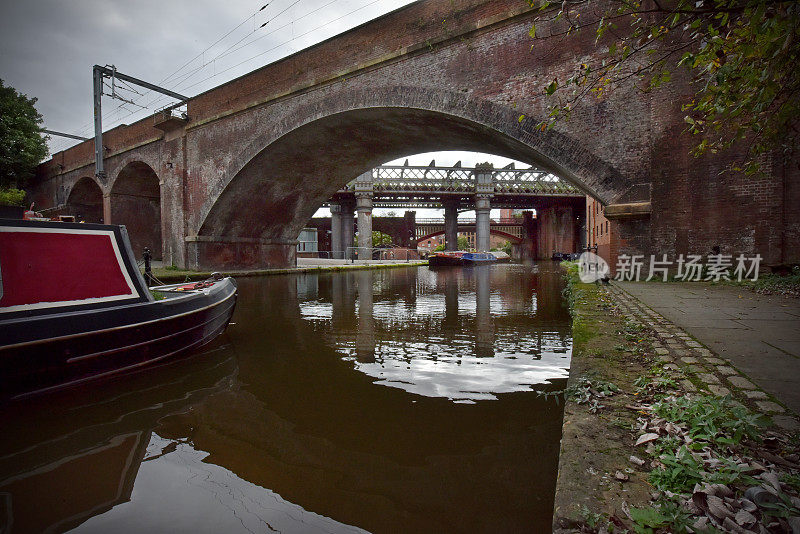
[611, 281, 800, 429]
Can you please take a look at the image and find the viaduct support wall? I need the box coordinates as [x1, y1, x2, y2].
[28, 0, 799, 271]
[443, 199, 459, 251]
[186, 237, 296, 271]
[330, 203, 343, 259]
[356, 194, 373, 260]
[534, 205, 580, 260]
[516, 211, 537, 261]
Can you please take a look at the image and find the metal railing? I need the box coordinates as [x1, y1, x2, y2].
[336, 164, 583, 197]
[415, 218, 525, 225]
[311, 248, 422, 262]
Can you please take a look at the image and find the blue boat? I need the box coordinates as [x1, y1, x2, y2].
[461, 252, 497, 265]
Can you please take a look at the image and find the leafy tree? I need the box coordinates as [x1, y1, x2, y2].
[0, 79, 48, 189]
[372, 230, 393, 247]
[354, 231, 394, 247]
[527, 0, 799, 173]
[433, 235, 471, 251]
[0, 187, 26, 207]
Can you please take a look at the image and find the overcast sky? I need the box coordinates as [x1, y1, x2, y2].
[0, 0, 527, 215]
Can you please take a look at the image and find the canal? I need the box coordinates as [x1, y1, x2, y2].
[0, 263, 571, 533]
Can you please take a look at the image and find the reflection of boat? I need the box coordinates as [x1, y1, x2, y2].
[427, 251, 466, 267]
[0, 346, 237, 533]
[0, 218, 237, 401]
[0, 429, 150, 533]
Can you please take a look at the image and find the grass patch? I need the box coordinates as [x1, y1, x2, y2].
[728, 266, 800, 297]
[653, 394, 769, 449]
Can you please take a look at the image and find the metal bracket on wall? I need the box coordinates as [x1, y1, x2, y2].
[93, 65, 189, 183]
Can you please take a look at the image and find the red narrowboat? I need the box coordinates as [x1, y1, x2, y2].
[0, 218, 237, 401]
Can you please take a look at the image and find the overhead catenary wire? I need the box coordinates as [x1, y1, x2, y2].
[51, 2, 276, 143]
[157, 0, 343, 93]
[57, 0, 348, 139]
[97, 0, 364, 131]
[112, 0, 304, 117]
[66, 0, 298, 137]
[177, 0, 385, 93]
[158, 2, 274, 87]
[136, 1, 341, 107]
[50, 0, 399, 147]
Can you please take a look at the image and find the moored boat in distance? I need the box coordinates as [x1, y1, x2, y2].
[427, 251, 499, 266]
[0, 218, 237, 402]
[427, 251, 466, 267]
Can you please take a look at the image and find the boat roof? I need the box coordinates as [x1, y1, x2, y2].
[0, 218, 152, 318]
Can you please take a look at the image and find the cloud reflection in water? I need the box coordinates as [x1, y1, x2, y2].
[299, 265, 571, 403]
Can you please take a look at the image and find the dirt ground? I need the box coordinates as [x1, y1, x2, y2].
[552, 281, 655, 530]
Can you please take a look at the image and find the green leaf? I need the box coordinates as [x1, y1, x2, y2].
[629, 506, 668, 528]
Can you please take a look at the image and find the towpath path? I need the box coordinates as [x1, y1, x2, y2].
[616, 281, 800, 415]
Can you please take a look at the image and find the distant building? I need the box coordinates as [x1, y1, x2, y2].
[586, 197, 615, 261]
[499, 208, 526, 219]
[296, 228, 318, 257]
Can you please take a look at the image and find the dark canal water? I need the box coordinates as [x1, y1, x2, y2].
[0, 263, 571, 533]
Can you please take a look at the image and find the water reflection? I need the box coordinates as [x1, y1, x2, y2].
[0, 264, 571, 533]
[301, 264, 571, 402]
[0, 347, 237, 533]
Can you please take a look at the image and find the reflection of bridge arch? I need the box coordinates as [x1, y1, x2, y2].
[417, 228, 522, 244]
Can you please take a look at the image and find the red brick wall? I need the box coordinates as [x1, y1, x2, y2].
[30, 0, 800, 270]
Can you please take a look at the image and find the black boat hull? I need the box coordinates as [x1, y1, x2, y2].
[0, 279, 237, 401]
[427, 254, 465, 267]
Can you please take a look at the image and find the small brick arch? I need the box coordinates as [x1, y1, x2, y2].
[417, 229, 523, 244]
[65, 176, 103, 223]
[110, 161, 162, 260]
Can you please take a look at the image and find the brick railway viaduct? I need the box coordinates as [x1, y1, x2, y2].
[31, 0, 799, 270]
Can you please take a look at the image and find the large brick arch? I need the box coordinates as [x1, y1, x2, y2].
[197, 87, 631, 245]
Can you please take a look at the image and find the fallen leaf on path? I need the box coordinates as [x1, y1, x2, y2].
[635, 433, 659, 446]
[734, 509, 757, 527]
